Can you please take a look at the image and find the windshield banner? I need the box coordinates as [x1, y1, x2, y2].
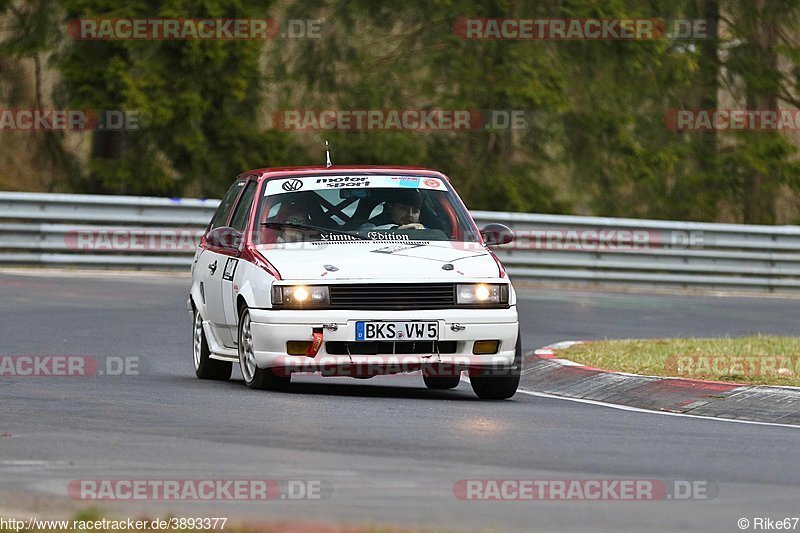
[264, 175, 448, 196]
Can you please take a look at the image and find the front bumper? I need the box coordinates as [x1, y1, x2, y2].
[248, 307, 518, 372]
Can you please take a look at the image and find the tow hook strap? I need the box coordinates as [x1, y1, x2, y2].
[306, 329, 324, 357]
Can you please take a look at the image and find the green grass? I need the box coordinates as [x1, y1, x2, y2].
[554, 335, 800, 387]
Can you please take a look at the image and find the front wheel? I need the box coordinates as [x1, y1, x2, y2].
[238, 307, 291, 391]
[192, 306, 232, 381]
[468, 331, 521, 400]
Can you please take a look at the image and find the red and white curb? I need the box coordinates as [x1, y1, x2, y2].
[517, 341, 800, 428]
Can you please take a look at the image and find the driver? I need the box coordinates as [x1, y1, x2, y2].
[360, 190, 425, 230]
[273, 201, 309, 242]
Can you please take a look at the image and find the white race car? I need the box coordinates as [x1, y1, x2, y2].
[189, 165, 521, 399]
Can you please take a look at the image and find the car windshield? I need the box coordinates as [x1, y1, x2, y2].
[251, 174, 481, 245]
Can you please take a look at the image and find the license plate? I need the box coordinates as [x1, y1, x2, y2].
[355, 321, 439, 341]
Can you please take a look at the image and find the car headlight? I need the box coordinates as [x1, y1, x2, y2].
[456, 283, 509, 305]
[272, 285, 330, 308]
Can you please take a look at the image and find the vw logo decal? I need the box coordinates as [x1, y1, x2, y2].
[282, 179, 303, 191]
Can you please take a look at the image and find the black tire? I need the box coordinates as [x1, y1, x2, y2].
[422, 364, 462, 390]
[468, 330, 521, 400]
[238, 307, 291, 391]
[192, 306, 232, 381]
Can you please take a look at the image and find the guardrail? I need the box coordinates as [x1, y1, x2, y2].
[475, 211, 800, 292]
[1, 191, 799, 292]
[0, 192, 218, 268]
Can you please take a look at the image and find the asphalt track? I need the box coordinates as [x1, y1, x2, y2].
[1, 270, 799, 532]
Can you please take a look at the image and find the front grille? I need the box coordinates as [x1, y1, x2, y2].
[326, 340, 458, 355]
[328, 283, 456, 310]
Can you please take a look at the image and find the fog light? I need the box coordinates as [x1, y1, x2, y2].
[287, 341, 312, 355]
[473, 340, 499, 355]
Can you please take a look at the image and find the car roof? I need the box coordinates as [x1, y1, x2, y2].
[238, 166, 450, 182]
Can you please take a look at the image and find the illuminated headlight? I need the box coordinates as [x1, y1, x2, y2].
[456, 284, 509, 305]
[272, 285, 330, 307]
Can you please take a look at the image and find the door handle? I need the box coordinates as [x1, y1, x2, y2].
[208, 261, 217, 275]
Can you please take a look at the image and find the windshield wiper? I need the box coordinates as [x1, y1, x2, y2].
[261, 221, 368, 240]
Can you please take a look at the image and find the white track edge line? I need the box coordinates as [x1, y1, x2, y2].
[515, 387, 800, 430]
[457, 375, 800, 429]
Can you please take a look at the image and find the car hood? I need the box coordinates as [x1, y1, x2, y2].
[255, 240, 499, 281]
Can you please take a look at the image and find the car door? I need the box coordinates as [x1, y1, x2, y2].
[220, 179, 258, 344]
[197, 179, 246, 348]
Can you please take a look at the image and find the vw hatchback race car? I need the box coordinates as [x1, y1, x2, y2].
[189, 166, 521, 399]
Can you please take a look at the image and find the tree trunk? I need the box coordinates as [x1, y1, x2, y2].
[87, 131, 125, 193]
[695, 0, 719, 174]
[743, 0, 779, 224]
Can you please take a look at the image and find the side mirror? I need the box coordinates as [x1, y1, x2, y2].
[481, 223, 514, 246]
[205, 226, 242, 253]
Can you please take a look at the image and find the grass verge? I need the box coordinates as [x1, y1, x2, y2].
[553, 335, 800, 387]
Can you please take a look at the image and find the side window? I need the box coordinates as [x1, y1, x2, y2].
[229, 181, 257, 231]
[209, 180, 246, 230]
